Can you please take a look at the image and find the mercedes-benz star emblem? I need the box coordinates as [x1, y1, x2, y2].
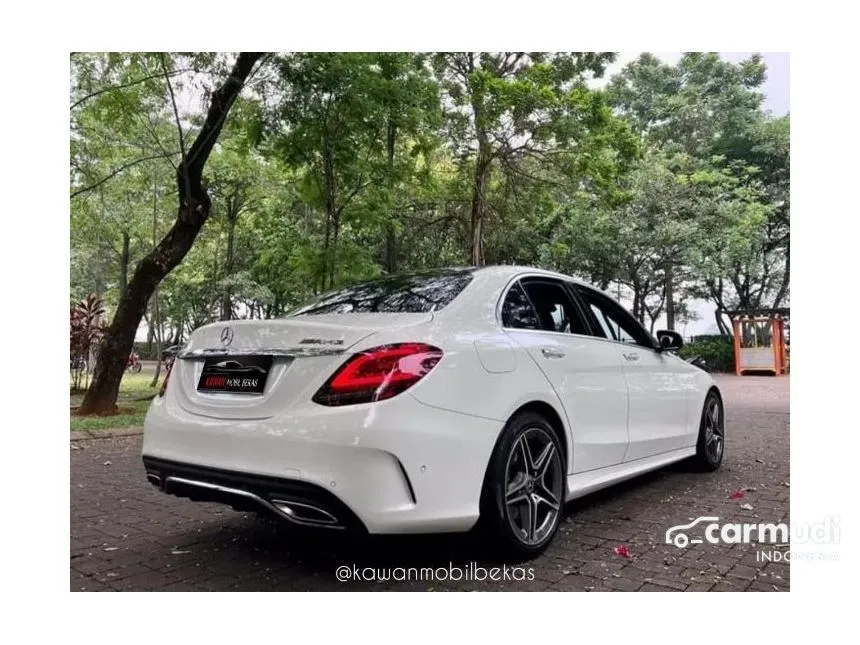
[220, 326, 234, 347]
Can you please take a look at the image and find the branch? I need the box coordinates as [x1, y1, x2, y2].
[70, 69, 184, 111]
[70, 153, 176, 199]
[178, 53, 266, 202]
[160, 54, 191, 205]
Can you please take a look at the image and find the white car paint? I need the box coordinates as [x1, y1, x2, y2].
[142, 265, 718, 538]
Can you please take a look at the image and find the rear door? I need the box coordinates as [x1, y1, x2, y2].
[573, 285, 693, 461]
[501, 277, 629, 474]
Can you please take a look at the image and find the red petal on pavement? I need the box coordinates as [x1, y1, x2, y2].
[613, 545, 631, 558]
[729, 490, 745, 500]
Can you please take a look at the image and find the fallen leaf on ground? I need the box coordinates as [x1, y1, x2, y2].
[613, 545, 631, 558]
[729, 490, 745, 500]
[740, 503, 754, 511]
[103, 461, 112, 466]
[103, 547, 118, 552]
[743, 487, 757, 492]
[171, 550, 191, 555]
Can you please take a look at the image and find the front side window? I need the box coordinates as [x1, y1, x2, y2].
[519, 279, 590, 335]
[292, 269, 474, 315]
[576, 286, 655, 348]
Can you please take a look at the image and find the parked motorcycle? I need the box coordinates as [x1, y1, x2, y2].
[127, 351, 142, 373]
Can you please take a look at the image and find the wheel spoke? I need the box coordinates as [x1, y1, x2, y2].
[525, 496, 539, 542]
[533, 442, 556, 478]
[537, 467, 560, 506]
[506, 472, 528, 502]
[516, 435, 534, 473]
[709, 402, 720, 427]
[533, 491, 560, 512]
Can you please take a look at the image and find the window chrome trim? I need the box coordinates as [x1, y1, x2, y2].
[495, 272, 660, 352]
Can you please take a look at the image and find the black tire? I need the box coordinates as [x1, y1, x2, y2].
[479, 411, 565, 560]
[693, 390, 725, 471]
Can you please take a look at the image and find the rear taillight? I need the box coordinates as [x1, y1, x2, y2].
[312, 342, 443, 406]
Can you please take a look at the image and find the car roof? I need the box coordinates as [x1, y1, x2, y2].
[473, 265, 590, 287]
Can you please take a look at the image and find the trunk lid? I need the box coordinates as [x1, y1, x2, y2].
[171, 313, 432, 420]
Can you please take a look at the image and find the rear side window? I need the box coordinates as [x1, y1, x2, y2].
[501, 282, 541, 330]
[519, 279, 590, 336]
[292, 270, 474, 315]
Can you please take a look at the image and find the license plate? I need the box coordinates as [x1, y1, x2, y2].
[197, 356, 273, 394]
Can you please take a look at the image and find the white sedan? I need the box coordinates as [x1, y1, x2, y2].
[142, 266, 724, 557]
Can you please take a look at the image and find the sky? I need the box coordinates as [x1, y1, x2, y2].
[605, 52, 790, 335]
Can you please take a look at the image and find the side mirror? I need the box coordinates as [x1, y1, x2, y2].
[656, 330, 684, 352]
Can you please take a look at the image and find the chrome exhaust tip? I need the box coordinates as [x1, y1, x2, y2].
[146, 473, 162, 488]
[161, 475, 345, 530]
[271, 499, 340, 526]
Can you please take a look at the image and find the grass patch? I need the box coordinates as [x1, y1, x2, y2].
[70, 371, 161, 432]
[71, 399, 151, 432]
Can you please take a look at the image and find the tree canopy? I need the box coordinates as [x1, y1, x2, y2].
[70, 52, 789, 411]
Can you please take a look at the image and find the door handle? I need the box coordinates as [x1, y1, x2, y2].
[541, 347, 565, 359]
[623, 352, 640, 361]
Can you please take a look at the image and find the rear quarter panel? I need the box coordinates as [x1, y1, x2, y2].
[362, 323, 570, 468]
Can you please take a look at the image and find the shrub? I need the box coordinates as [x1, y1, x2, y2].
[679, 335, 734, 372]
[70, 294, 106, 390]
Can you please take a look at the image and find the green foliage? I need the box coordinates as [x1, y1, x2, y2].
[70, 52, 789, 350]
[679, 336, 735, 372]
[70, 294, 106, 391]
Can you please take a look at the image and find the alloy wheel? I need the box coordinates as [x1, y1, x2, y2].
[703, 397, 724, 463]
[504, 427, 564, 546]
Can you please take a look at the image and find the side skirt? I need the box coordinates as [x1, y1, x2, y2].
[565, 447, 696, 501]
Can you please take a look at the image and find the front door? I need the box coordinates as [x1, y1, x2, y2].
[573, 285, 693, 461]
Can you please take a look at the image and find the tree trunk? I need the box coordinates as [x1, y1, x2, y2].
[469, 90, 491, 267]
[715, 309, 730, 336]
[631, 278, 644, 323]
[320, 131, 338, 290]
[772, 240, 790, 308]
[220, 203, 237, 321]
[470, 144, 491, 266]
[150, 288, 163, 387]
[384, 117, 398, 273]
[150, 178, 163, 388]
[144, 312, 154, 355]
[78, 52, 263, 415]
[119, 231, 130, 300]
[665, 260, 675, 331]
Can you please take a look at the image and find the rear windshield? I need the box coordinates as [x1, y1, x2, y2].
[292, 269, 475, 315]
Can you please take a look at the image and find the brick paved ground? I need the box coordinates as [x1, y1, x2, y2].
[70, 375, 789, 592]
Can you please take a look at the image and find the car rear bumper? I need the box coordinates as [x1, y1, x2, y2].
[142, 456, 368, 531]
[142, 391, 503, 534]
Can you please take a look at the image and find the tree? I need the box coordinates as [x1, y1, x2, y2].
[608, 52, 779, 329]
[432, 52, 636, 265]
[77, 52, 265, 415]
[265, 53, 438, 289]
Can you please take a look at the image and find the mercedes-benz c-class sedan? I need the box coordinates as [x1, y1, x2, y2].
[143, 266, 724, 557]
